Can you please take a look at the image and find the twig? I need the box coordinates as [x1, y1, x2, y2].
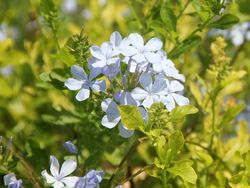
[120, 164, 154, 185]
[231, 41, 246, 65]
[11, 146, 42, 188]
[105, 140, 139, 188]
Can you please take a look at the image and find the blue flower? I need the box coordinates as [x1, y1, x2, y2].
[63, 141, 78, 154]
[65, 65, 105, 101]
[74, 170, 104, 188]
[4, 173, 22, 188]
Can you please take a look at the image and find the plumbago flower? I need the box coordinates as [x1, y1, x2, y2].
[65, 65, 105, 101]
[74, 170, 104, 188]
[65, 31, 189, 137]
[41, 156, 79, 188]
[4, 173, 22, 188]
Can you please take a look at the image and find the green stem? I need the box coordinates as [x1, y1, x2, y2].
[177, 0, 190, 19]
[105, 140, 139, 188]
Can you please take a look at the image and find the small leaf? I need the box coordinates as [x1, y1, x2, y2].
[245, 151, 250, 175]
[170, 105, 198, 123]
[168, 131, 184, 161]
[118, 105, 144, 130]
[207, 14, 239, 29]
[219, 104, 245, 127]
[167, 160, 197, 184]
[169, 35, 201, 58]
[160, 1, 177, 32]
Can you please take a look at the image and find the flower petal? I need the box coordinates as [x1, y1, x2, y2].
[50, 155, 60, 178]
[140, 73, 152, 91]
[161, 95, 176, 111]
[90, 46, 105, 59]
[52, 181, 64, 188]
[90, 80, 106, 92]
[131, 88, 148, 101]
[144, 52, 162, 63]
[101, 114, 121, 128]
[41, 170, 56, 184]
[110, 31, 122, 47]
[172, 93, 189, 106]
[144, 37, 163, 51]
[71, 65, 87, 80]
[101, 98, 119, 114]
[169, 80, 184, 92]
[61, 176, 79, 188]
[119, 123, 134, 138]
[142, 96, 154, 108]
[132, 53, 146, 63]
[60, 160, 77, 178]
[76, 86, 90, 101]
[128, 33, 144, 49]
[64, 78, 83, 90]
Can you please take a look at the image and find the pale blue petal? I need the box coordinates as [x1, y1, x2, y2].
[128, 33, 144, 49]
[64, 78, 83, 90]
[76, 86, 90, 101]
[101, 114, 120, 128]
[50, 155, 60, 178]
[119, 123, 134, 138]
[172, 93, 189, 106]
[140, 73, 152, 91]
[71, 65, 87, 80]
[60, 159, 77, 177]
[90, 80, 106, 92]
[142, 96, 154, 108]
[90, 46, 105, 59]
[144, 37, 163, 51]
[131, 88, 148, 101]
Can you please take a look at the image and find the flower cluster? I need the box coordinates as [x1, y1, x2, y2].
[65, 32, 189, 137]
[208, 22, 250, 46]
[41, 155, 104, 188]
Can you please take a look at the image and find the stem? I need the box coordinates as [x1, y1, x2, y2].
[185, 141, 232, 173]
[209, 99, 216, 150]
[231, 40, 246, 65]
[120, 164, 154, 185]
[105, 140, 139, 188]
[177, 0, 190, 19]
[11, 145, 42, 188]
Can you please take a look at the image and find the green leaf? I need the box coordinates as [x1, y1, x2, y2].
[245, 151, 250, 175]
[160, 1, 177, 32]
[118, 105, 144, 130]
[170, 105, 198, 123]
[207, 14, 239, 29]
[167, 160, 197, 184]
[168, 131, 184, 161]
[219, 104, 245, 127]
[168, 35, 201, 58]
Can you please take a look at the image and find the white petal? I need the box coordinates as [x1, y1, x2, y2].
[172, 93, 189, 106]
[90, 46, 105, 59]
[52, 181, 64, 188]
[120, 46, 138, 56]
[128, 33, 144, 49]
[59, 159, 77, 178]
[64, 78, 83, 90]
[101, 114, 121, 128]
[161, 95, 175, 111]
[131, 88, 148, 101]
[152, 62, 162, 72]
[4, 173, 17, 186]
[90, 80, 106, 92]
[41, 170, 56, 184]
[142, 96, 154, 108]
[110, 31, 122, 47]
[76, 86, 90, 101]
[50, 155, 60, 178]
[144, 37, 163, 51]
[144, 52, 162, 63]
[61, 176, 79, 188]
[132, 53, 146, 63]
[140, 73, 152, 91]
[169, 80, 184, 92]
[107, 57, 120, 65]
[92, 60, 107, 68]
[119, 123, 134, 138]
[71, 65, 87, 80]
